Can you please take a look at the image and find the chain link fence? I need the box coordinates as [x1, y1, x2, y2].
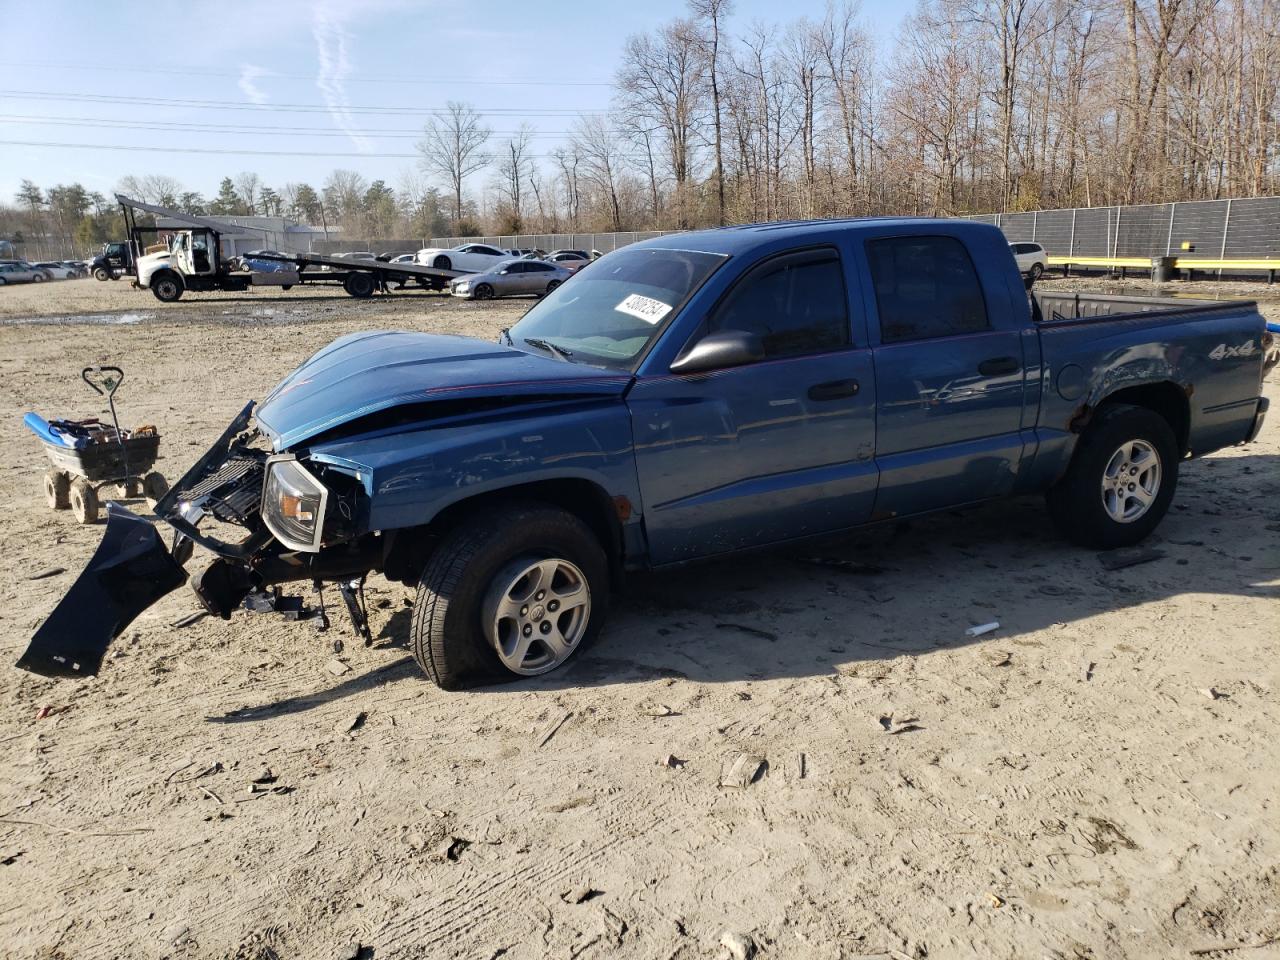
[429, 197, 1277, 272]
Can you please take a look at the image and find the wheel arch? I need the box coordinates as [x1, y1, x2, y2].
[1090, 381, 1191, 455]
[382, 477, 628, 588]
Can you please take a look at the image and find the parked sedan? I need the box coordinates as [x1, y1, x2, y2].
[545, 251, 592, 273]
[0, 262, 45, 284]
[416, 242, 510, 273]
[1009, 241, 1048, 281]
[449, 258, 573, 300]
[33, 261, 79, 279]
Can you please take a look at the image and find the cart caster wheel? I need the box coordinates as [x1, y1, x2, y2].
[44, 470, 70, 510]
[70, 478, 99, 524]
[142, 472, 169, 505]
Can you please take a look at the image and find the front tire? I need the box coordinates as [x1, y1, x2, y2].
[32, 272, 44, 283]
[93, 267, 110, 281]
[69, 478, 99, 525]
[151, 273, 183, 302]
[473, 283, 494, 301]
[1047, 403, 1179, 549]
[44, 470, 70, 509]
[411, 503, 609, 690]
[432, 255, 452, 270]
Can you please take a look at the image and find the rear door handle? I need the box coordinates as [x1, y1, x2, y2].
[807, 378, 860, 401]
[977, 356, 1021, 376]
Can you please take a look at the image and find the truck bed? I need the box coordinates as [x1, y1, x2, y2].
[1031, 290, 1250, 325]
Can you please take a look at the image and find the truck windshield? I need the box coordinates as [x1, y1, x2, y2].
[509, 247, 727, 369]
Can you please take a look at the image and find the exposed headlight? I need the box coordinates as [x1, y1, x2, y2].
[262, 456, 329, 552]
[453, 282, 470, 293]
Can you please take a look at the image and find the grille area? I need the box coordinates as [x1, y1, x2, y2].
[182, 453, 266, 525]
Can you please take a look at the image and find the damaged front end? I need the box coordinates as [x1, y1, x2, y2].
[17, 401, 380, 679]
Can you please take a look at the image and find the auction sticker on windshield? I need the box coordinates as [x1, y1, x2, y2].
[615, 293, 672, 324]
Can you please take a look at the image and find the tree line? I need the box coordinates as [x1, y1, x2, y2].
[4, 0, 1277, 255]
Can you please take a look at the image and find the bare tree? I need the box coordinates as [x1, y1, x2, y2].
[571, 115, 626, 230]
[689, 0, 733, 224]
[234, 171, 262, 214]
[494, 124, 535, 232]
[417, 101, 492, 225]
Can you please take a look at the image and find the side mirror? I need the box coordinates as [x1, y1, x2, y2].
[669, 329, 765, 374]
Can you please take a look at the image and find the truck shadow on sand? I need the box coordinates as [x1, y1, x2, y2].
[209, 450, 1278, 721]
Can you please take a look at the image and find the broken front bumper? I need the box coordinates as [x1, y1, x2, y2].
[18, 401, 381, 679]
[17, 503, 187, 678]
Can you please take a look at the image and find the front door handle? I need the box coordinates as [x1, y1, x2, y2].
[807, 378, 860, 401]
[978, 356, 1020, 376]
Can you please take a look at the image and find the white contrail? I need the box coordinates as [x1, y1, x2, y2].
[238, 64, 269, 106]
[313, 4, 374, 154]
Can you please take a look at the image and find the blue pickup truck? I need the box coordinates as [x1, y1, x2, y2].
[20, 219, 1271, 689]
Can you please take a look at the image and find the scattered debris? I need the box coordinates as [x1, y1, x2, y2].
[334, 944, 362, 960]
[33, 705, 66, 720]
[1189, 937, 1280, 956]
[720, 754, 767, 788]
[983, 649, 1012, 667]
[965, 621, 1000, 637]
[1081, 816, 1137, 854]
[796, 752, 807, 780]
[434, 837, 470, 862]
[716, 623, 778, 642]
[637, 702, 679, 717]
[1081, 660, 1095, 682]
[1098, 547, 1165, 571]
[325, 659, 351, 677]
[1, 850, 24, 866]
[987, 892, 1006, 908]
[26, 566, 65, 581]
[536, 710, 574, 748]
[170, 610, 207, 629]
[719, 930, 756, 960]
[879, 713, 922, 734]
[1200, 687, 1226, 701]
[657, 754, 686, 769]
[561, 884, 603, 904]
[342, 711, 368, 734]
[251, 766, 277, 785]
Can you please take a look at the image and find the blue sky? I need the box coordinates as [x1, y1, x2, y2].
[0, 0, 909, 205]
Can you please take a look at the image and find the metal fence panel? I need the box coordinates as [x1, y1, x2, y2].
[427, 197, 1277, 268]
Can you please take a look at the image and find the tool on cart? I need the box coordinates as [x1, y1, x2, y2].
[23, 366, 169, 524]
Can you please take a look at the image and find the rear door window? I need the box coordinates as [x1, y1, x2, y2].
[867, 236, 990, 343]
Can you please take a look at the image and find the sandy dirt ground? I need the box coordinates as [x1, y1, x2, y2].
[0, 277, 1277, 960]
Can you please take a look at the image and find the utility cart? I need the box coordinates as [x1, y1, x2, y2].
[24, 366, 169, 524]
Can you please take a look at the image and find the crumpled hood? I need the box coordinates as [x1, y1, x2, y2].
[254, 331, 631, 450]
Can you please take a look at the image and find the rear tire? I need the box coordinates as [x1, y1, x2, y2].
[343, 272, 376, 298]
[1029, 262, 1044, 281]
[546, 279, 561, 294]
[44, 470, 70, 510]
[411, 503, 609, 690]
[69, 478, 99, 525]
[1046, 403, 1179, 549]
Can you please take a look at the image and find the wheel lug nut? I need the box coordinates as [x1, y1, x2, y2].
[536, 590, 546, 601]
[548, 600, 559, 612]
[540, 621, 551, 634]
[520, 605, 528, 616]
[523, 624, 532, 637]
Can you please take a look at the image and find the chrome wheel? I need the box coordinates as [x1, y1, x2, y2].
[482, 556, 591, 675]
[1101, 439, 1161, 523]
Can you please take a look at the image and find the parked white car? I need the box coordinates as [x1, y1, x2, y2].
[415, 242, 510, 273]
[33, 261, 78, 279]
[1009, 242, 1048, 281]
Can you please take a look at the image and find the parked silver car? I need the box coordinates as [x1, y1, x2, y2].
[450, 258, 573, 300]
[0, 261, 47, 284]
